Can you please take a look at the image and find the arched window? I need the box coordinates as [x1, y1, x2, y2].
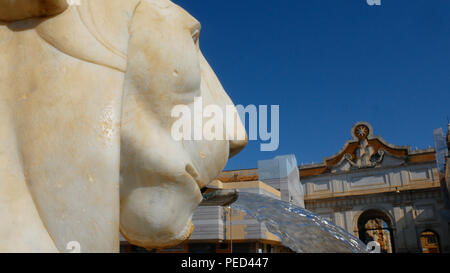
[358, 209, 395, 253]
[420, 230, 440, 253]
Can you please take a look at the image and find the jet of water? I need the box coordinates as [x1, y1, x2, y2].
[231, 192, 368, 253]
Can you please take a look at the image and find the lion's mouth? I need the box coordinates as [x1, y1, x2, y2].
[185, 163, 207, 190]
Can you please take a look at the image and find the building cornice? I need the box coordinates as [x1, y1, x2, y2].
[305, 185, 442, 210]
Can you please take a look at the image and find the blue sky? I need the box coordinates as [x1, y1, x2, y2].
[175, 0, 450, 170]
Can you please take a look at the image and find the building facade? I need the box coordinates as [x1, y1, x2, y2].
[120, 122, 450, 253]
[301, 122, 449, 253]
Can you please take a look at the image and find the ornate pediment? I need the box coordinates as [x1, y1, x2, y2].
[326, 122, 409, 174]
[298, 122, 436, 178]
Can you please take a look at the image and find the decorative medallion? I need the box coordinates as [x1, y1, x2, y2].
[354, 124, 370, 140]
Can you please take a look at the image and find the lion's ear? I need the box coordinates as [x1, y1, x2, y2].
[0, 0, 69, 22]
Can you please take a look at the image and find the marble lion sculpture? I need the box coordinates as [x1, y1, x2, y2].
[0, 0, 247, 252]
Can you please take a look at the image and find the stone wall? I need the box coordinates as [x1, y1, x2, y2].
[303, 163, 450, 253]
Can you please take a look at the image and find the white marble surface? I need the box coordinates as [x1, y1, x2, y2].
[0, 0, 246, 252]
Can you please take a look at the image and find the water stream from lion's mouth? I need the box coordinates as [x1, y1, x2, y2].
[230, 192, 368, 253]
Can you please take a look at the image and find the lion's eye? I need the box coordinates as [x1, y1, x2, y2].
[191, 20, 201, 46]
[192, 28, 200, 45]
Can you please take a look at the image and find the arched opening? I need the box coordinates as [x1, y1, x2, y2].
[420, 230, 440, 253]
[358, 209, 395, 253]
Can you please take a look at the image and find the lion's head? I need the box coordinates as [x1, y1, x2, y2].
[118, 0, 248, 249]
[0, 0, 246, 252]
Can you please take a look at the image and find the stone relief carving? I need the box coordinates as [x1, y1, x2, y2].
[330, 123, 408, 173]
[344, 139, 385, 169]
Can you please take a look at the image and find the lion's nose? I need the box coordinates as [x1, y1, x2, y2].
[229, 138, 247, 158]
